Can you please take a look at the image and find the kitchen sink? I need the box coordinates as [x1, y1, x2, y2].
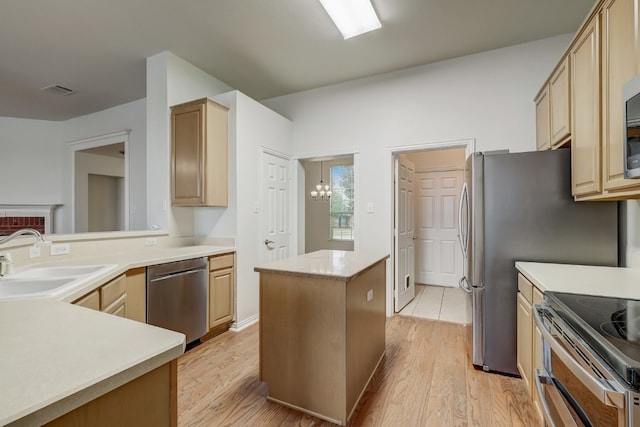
[0, 264, 118, 300]
[10, 265, 108, 279]
[0, 278, 76, 298]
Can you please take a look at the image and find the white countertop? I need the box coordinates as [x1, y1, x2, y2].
[13, 244, 235, 303]
[0, 244, 235, 426]
[0, 299, 185, 426]
[516, 262, 640, 300]
[254, 250, 389, 280]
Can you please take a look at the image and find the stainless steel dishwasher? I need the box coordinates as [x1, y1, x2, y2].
[147, 257, 208, 345]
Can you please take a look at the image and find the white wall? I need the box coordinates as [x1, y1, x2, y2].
[0, 117, 65, 230]
[146, 51, 234, 236]
[265, 34, 573, 313]
[62, 99, 147, 232]
[0, 98, 146, 234]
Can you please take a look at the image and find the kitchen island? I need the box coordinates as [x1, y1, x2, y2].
[254, 250, 389, 426]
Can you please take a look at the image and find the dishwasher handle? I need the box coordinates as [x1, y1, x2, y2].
[147, 257, 208, 278]
[149, 267, 207, 283]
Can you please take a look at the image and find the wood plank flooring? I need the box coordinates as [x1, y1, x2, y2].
[177, 316, 541, 426]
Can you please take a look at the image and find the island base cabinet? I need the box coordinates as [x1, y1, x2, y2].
[45, 360, 177, 427]
[259, 260, 386, 426]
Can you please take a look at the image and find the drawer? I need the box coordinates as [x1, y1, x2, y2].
[209, 253, 234, 271]
[100, 274, 126, 310]
[73, 289, 100, 311]
[517, 274, 533, 304]
[104, 295, 126, 317]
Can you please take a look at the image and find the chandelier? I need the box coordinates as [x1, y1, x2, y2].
[310, 161, 331, 201]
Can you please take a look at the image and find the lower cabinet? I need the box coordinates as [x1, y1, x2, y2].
[516, 273, 544, 422]
[208, 253, 235, 332]
[44, 360, 177, 427]
[73, 274, 127, 317]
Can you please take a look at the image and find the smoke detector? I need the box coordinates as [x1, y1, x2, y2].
[41, 84, 77, 96]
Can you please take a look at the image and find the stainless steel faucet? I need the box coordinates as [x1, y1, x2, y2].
[0, 228, 49, 246]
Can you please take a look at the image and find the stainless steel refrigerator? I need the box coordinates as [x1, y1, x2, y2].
[458, 149, 618, 376]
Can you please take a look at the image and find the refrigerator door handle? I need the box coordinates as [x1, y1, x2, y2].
[458, 182, 469, 258]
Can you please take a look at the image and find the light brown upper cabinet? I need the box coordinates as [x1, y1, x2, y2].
[171, 98, 229, 206]
[535, 56, 571, 151]
[602, 0, 640, 194]
[571, 16, 602, 197]
[534, 85, 551, 151]
[537, 0, 640, 200]
[549, 57, 571, 146]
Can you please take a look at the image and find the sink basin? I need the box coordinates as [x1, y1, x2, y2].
[10, 265, 108, 279]
[0, 278, 76, 298]
[0, 264, 118, 300]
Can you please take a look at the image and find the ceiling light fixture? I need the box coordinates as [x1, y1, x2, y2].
[310, 161, 331, 201]
[318, 0, 381, 39]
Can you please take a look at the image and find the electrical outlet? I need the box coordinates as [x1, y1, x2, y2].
[367, 289, 373, 302]
[49, 243, 70, 256]
[28, 246, 41, 258]
[145, 238, 157, 246]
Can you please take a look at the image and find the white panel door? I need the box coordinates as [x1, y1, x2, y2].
[394, 157, 416, 312]
[262, 152, 290, 263]
[416, 170, 463, 286]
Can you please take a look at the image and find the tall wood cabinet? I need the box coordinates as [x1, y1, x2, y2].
[171, 98, 229, 207]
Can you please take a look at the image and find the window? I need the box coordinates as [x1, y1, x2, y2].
[330, 164, 354, 240]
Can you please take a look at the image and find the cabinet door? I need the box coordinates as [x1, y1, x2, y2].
[516, 292, 533, 395]
[549, 56, 571, 146]
[125, 267, 146, 323]
[571, 17, 602, 197]
[535, 86, 551, 151]
[602, 0, 640, 191]
[172, 101, 206, 205]
[209, 267, 234, 329]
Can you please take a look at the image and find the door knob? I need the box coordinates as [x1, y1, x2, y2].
[264, 239, 275, 249]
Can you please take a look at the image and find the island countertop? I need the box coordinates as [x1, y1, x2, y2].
[253, 250, 389, 280]
[0, 299, 185, 426]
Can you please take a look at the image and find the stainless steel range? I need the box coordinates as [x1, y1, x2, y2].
[535, 292, 640, 426]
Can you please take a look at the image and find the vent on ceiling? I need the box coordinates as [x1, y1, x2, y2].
[41, 84, 77, 96]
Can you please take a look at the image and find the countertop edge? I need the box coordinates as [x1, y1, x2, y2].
[5, 338, 184, 427]
[254, 251, 389, 280]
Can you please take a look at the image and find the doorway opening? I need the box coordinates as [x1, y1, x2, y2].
[301, 154, 355, 254]
[69, 130, 130, 233]
[390, 139, 474, 323]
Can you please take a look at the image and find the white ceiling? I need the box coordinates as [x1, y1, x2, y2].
[1, 0, 595, 121]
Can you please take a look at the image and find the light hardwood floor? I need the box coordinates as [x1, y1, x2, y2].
[178, 316, 541, 426]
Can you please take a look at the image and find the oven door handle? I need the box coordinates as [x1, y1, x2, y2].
[534, 370, 557, 427]
[533, 306, 625, 409]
